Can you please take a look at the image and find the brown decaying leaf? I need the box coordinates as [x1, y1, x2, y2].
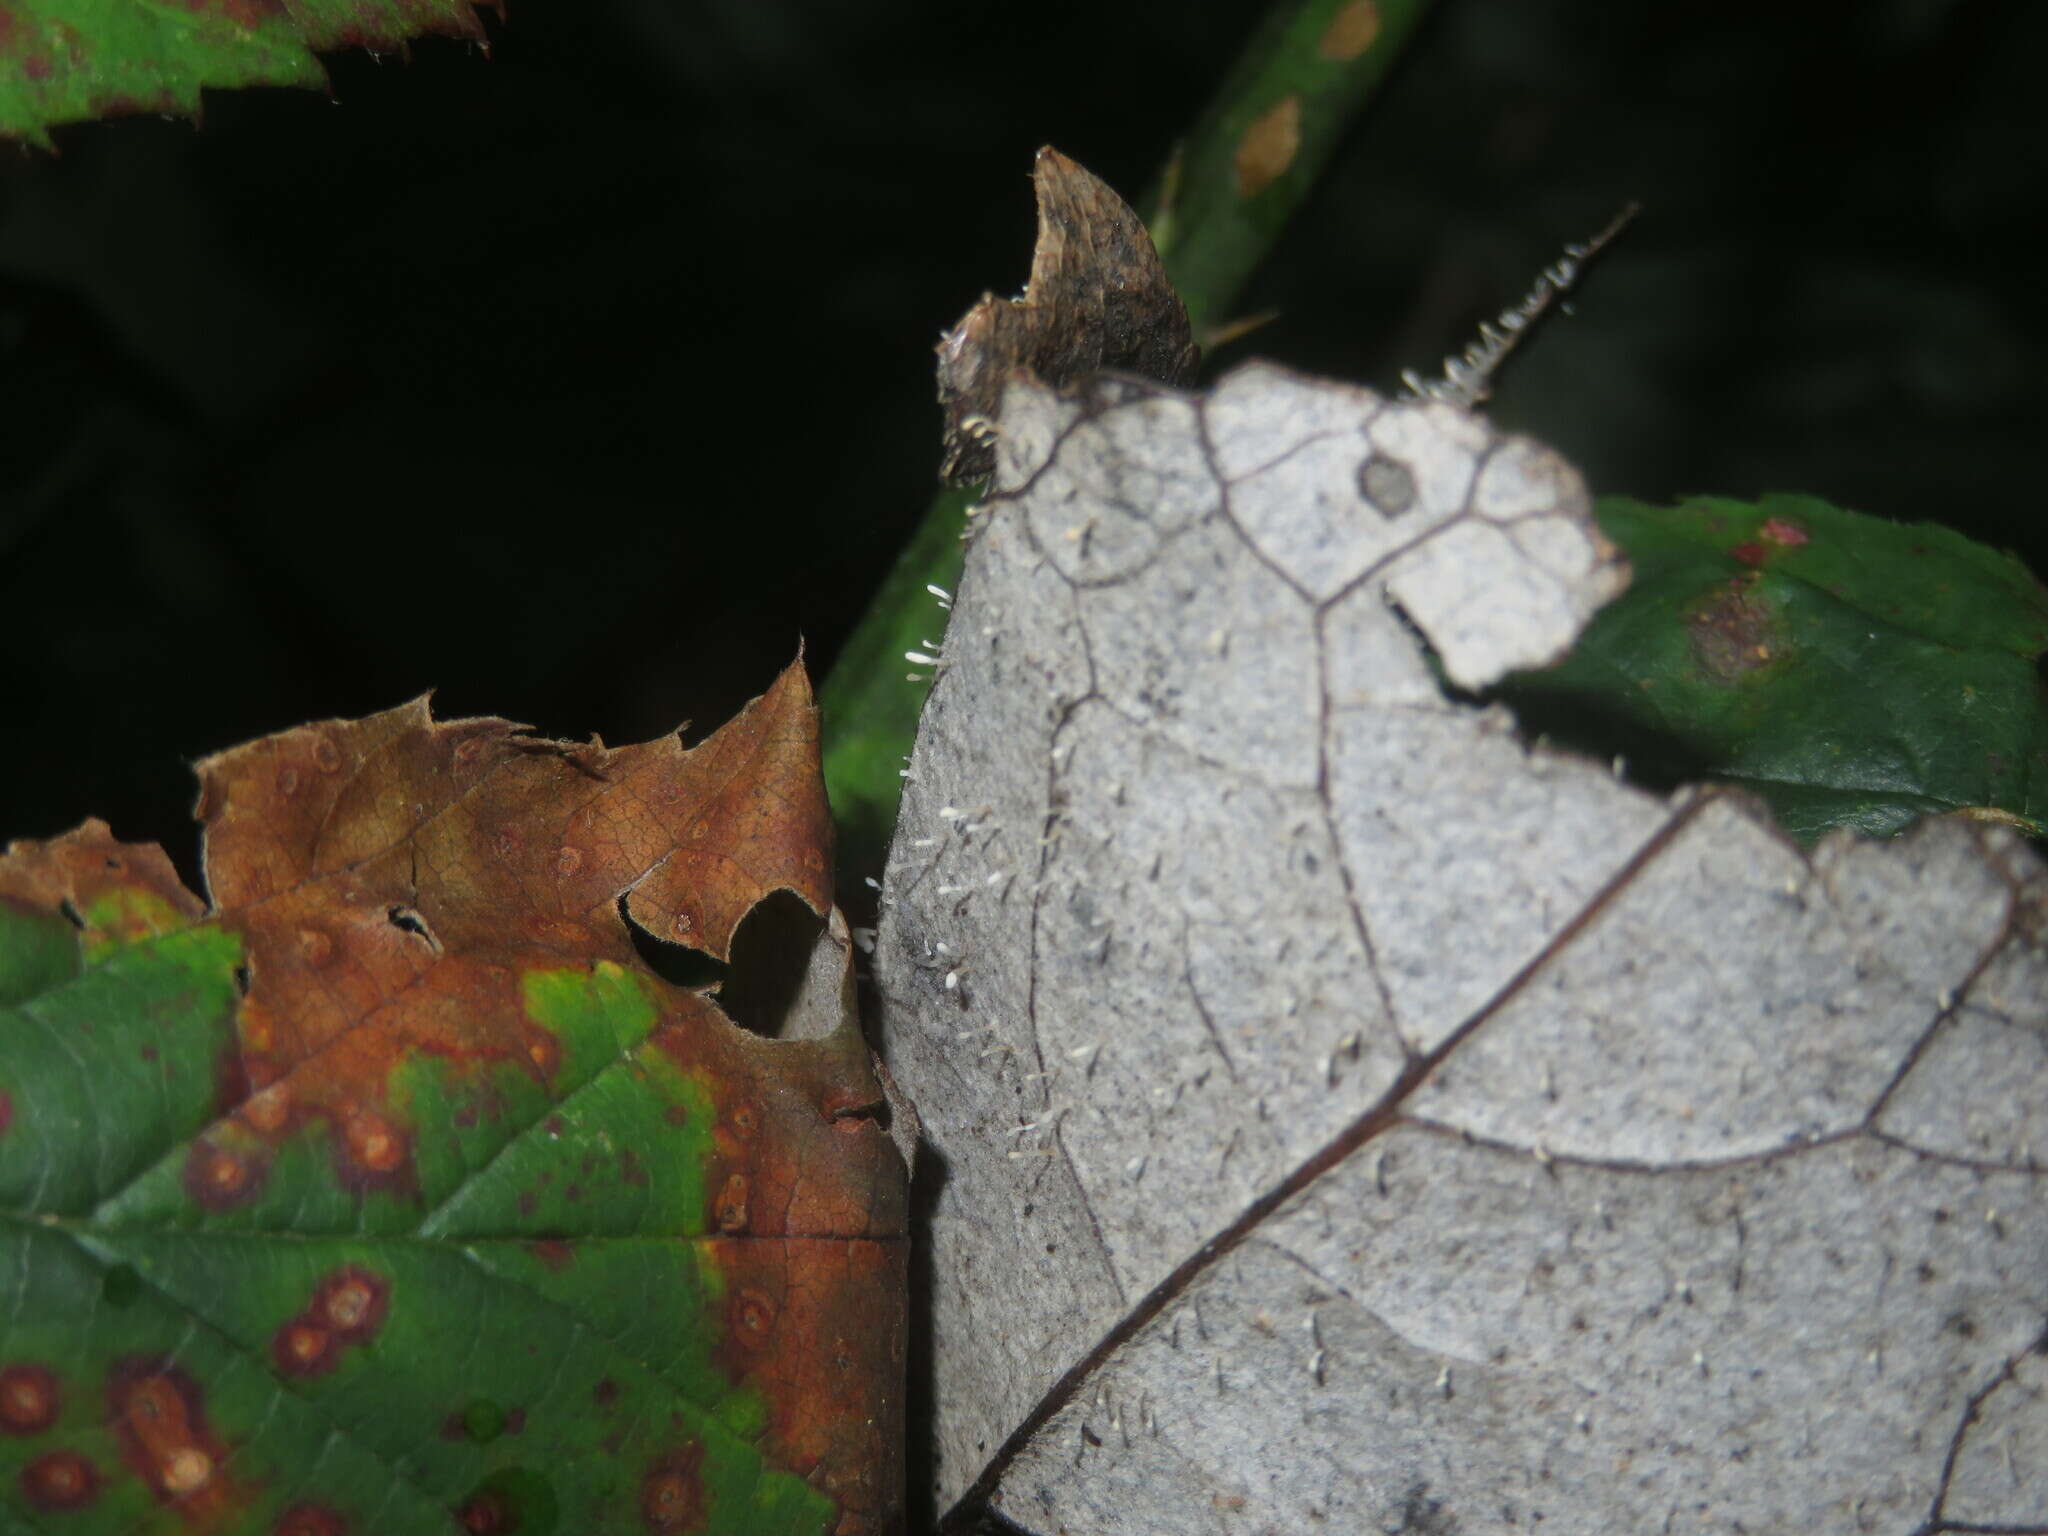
[935, 146, 1199, 485]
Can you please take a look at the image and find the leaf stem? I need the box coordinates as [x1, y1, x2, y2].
[818, 0, 1439, 891]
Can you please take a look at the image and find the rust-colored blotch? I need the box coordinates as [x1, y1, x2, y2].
[714, 1173, 749, 1234]
[20, 1449, 98, 1510]
[109, 1364, 231, 1513]
[732, 1289, 776, 1346]
[315, 1266, 390, 1340]
[183, 1141, 263, 1212]
[639, 1444, 705, 1533]
[340, 1105, 408, 1176]
[1235, 93, 1302, 198]
[272, 1322, 334, 1377]
[242, 1084, 293, 1134]
[0, 1363, 60, 1435]
[1317, 0, 1380, 59]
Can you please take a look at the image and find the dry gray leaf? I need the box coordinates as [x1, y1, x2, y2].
[875, 362, 2048, 1534]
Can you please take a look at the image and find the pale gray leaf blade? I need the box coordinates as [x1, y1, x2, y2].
[875, 362, 2048, 1533]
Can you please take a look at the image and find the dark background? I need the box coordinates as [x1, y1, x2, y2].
[2, 0, 2041, 900]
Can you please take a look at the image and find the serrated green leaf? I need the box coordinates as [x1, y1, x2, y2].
[1501, 492, 2048, 841]
[0, 0, 498, 148]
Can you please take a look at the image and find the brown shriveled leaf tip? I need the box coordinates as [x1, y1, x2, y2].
[936, 145, 1199, 485]
[197, 658, 833, 968]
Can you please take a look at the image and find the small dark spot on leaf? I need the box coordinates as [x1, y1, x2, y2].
[1080, 1425, 1102, 1448]
[528, 1240, 574, 1272]
[594, 1379, 621, 1409]
[101, 1265, 142, 1308]
[1358, 454, 1417, 517]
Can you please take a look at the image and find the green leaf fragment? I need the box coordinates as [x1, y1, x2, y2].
[0, 0, 496, 148]
[1502, 493, 2048, 842]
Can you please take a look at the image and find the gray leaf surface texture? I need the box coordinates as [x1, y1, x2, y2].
[873, 361, 2048, 1535]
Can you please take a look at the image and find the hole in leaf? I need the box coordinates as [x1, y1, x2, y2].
[717, 890, 826, 1040]
[385, 906, 439, 950]
[233, 965, 253, 997]
[618, 895, 726, 991]
[56, 899, 84, 931]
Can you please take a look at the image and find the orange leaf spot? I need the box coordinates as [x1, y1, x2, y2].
[1235, 95, 1302, 198]
[1317, 0, 1381, 60]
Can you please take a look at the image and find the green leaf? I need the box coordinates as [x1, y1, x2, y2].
[1500, 493, 2048, 841]
[0, 0, 498, 148]
[0, 664, 907, 1533]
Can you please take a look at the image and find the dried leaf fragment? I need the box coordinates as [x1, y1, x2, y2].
[936, 146, 1199, 485]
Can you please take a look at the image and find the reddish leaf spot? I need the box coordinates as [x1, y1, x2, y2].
[277, 766, 301, 798]
[544, 1116, 566, 1139]
[639, 1444, 705, 1533]
[275, 1504, 348, 1536]
[1759, 517, 1810, 547]
[528, 1240, 575, 1272]
[20, 1450, 98, 1510]
[732, 1288, 776, 1347]
[271, 1321, 335, 1376]
[108, 1361, 232, 1514]
[0, 1090, 11, 1136]
[315, 1266, 390, 1341]
[619, 1148, 647, 1187]
[715, 1174, 749, 1234]
[183, 1140, 265, 1211]
[663, 1104, 691, 1128]
[313, 738, 342, 774]
[593, 1379, 620, 1408]
[456, 1491, 510, 1532]
[728, 1100, 760, 1139]
[556, 846, 582, 877]
[0, 1363, 60, 1434]
[243, 1084, 293, 1134]
[141, 1043, 159, 1063]
[334, 1104, 412, 1189]
[1730, 542, 1767, 567]
[298, 928, 334, 967]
